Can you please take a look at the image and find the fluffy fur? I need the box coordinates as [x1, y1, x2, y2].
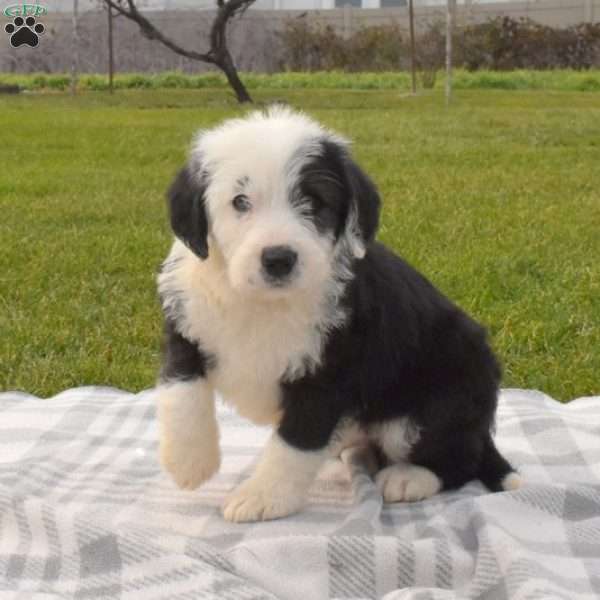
[156, 106, 520, 522]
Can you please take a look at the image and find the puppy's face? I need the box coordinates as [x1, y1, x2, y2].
[167, 107, 380, 301]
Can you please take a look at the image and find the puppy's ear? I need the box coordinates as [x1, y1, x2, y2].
[343, 158, 380, 259]
[167, 165, 209, 260]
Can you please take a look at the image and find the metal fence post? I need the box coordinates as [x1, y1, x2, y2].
[584, 0, 593, 23]
[343, 3, 352, 40]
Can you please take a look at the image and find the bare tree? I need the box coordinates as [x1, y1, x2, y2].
[101, 0, 254, 103]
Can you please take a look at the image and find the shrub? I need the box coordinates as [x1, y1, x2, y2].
[350, 25, 406, 71]
[457, 17, 600, 71]
[278, 16, 600, 73]
[278, 19, 405, 72]
[31, 74, 71, 90]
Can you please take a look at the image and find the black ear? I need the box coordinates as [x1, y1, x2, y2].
[167, 166, 209, 260]
[344, 157, 381, 255]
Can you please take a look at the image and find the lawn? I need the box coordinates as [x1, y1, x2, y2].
[1, 87, 599, 401]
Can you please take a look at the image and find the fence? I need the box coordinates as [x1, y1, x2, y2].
[1, 0, 598, 73]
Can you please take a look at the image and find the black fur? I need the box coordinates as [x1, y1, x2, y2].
[283, 140, 512, 492]
[278, 242, 515, 491]
[297, 140, 380, 245]
[168, 166, 209, 260]
[160, 318, 214, 382]
[338, 146, 380, 246]
[160, 135, 515, 494]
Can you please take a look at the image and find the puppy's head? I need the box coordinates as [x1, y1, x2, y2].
[167, 106, 380, 299]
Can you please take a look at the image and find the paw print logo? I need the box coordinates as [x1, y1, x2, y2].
[5, 15, 45, 47]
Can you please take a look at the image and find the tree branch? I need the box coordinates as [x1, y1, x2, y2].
[210, 0, 253, 56]
[101, 0, 255, 102]
[103, 0, 214, 63]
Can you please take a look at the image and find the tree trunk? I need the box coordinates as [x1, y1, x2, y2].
[216, 51, 252, 103]
[209, 0, 253, 103]
[103, 0, 254, 104]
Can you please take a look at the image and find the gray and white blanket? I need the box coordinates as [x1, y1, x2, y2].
[1, 387, 599, 599]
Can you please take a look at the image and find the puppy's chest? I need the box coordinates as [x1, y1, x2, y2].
[185, 296, 324, 424]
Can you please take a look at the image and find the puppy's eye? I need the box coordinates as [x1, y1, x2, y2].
[300, 195, 324, 217]
[232, 194, 251, 213]
[309, 195, 324, 214]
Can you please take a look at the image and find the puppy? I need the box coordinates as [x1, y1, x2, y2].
[156, 107, 520, 523]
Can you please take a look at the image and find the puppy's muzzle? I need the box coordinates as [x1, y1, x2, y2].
[261, 245, 298, 285]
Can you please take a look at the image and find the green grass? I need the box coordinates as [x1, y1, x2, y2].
[2, 69, 600, 92]
[1, 87, 599, 400]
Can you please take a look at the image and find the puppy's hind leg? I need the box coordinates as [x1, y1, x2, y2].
[158, 378, 220, 490]
[375, 461, 442, 503]
[401, 428, 499, 499]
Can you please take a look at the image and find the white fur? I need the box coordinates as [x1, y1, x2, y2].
[376, 462, 442, 503]
[317, 458, 352, 483]
[192, 106, 362, 293]
[157, 379, 220, 490]
[156, 108, 370, 513]
[223, 433, 326, 522]
[158, 108, 361, 424]
[158, 240, 341, 425]
[368, 417, 420, 462]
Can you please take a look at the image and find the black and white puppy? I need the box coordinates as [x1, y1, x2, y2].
[157, 107, 521, 523]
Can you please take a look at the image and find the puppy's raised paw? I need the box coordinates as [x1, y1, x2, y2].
[376, 463, 441, 503]
[223, 477, 305, 523]
[160, 436, 220, 490]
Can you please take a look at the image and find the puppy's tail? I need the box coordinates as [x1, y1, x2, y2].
[478, 435, 522, 492]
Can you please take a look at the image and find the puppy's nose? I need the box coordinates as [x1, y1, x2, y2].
[261, 245, 298, 280]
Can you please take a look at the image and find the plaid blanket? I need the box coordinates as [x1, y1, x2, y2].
[1, 387, 599, 599]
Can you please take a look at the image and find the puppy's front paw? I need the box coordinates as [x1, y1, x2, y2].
[376, 463, 441, 503]
[160, 435, 220, 490]
[222, 478, 305, 523]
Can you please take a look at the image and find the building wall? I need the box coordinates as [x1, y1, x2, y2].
[2, 0, 598, 73]
[19, 0, 600, 12]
